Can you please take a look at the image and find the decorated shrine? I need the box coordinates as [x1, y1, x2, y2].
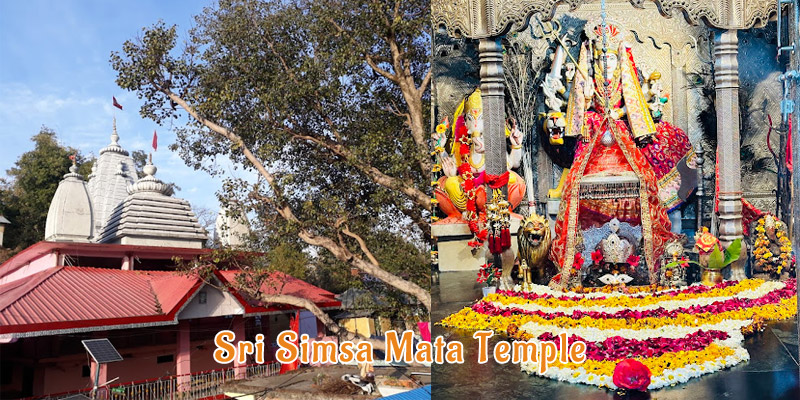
[431, 0, 800, 393]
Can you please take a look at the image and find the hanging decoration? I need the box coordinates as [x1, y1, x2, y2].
[486, 190, 512, 254]
[753, 215, 795, 278]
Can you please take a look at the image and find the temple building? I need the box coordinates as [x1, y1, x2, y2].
[214, 204, 251, 248]
[0, 216, 10, 248]
[0, 122, 339, 399]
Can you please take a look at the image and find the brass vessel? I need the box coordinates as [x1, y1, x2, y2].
[701, 268, 724, 286]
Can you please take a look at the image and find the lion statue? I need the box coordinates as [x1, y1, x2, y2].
[504, 213, 552, 290]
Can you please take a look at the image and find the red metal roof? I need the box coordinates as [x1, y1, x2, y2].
[217, 270, 340, 314]
[0, 267, 201, 336]
[0, 267, 340, 337]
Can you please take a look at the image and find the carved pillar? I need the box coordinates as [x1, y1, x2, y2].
[713, 30, 745, 280]
[668, 66, 687, 233]
[479, 37, 508, 270]
[478, 37, 507, 180]
[789, 0, 800, 364]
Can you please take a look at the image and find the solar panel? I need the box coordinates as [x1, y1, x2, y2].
[81, 339, 123, 364]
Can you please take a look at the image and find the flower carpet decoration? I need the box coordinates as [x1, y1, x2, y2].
[439, 278, 798, 390]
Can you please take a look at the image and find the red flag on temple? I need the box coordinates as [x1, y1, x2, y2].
[152, 130, 158, 151]
[112, 96, 123, 110]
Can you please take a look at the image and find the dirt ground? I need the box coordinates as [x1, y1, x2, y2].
[221, 364, 431, 400]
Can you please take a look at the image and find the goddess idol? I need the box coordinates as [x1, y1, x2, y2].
[548, 19, 684, 286]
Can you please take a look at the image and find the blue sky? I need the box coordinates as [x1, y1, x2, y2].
[0, 0, 231, 214]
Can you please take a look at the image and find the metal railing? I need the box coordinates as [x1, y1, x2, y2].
[26, 362, 281, 400]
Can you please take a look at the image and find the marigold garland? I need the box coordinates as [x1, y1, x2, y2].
[753, 216, 795, 275]
[538, 343, 736, 378]
[491, 279, 766, 310]
[521, 343, 748, 390]
[439, 278, 798, 390]
[441, 294, 796, 332]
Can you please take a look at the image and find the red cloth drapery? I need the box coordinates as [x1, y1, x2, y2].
[549, 112, 677, 284]
[279, 313, 301, 373]
[485, 171, 510, 189]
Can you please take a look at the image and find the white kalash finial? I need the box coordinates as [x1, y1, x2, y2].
[127, 157, 167, 195]
[63, 154, 82, 179]
[100, 117, 128, 156]
[111, 116, 119, 145]
[143, 162, 157, 177]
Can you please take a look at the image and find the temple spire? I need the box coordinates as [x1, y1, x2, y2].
[99, 157, 208, 248]
[127, 158, 169, 195]
[111, 116, 119, 145]
[44, 159, 94, 243]
[100, 117, 128, 156]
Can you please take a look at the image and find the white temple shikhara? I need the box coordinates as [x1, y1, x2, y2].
[44, 164, 94, 242]
[214, 204, 251, 248]
[86, 118, 138, 236]
[44, 119, 208, 248]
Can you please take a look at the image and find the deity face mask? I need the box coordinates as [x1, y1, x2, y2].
[598, 52, 618, 79]
[590, 21, 623, 80]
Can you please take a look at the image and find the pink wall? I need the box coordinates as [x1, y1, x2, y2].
[0, 252, 58, 286]
[2, 313, 320, 397]
[35, 338, 222, 395]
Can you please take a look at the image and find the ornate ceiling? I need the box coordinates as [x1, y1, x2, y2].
[432, 0, 779, 38]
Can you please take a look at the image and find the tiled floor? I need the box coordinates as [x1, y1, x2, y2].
[431, 271, 800, 400]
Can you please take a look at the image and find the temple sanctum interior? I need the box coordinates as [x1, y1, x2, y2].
[430, 0, 800, 398]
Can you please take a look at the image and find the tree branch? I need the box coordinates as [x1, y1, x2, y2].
[258, 32, 431, 207]
[288, 129, 431, 209]
[255, 293, 386, 351]
[342, 225, 380, 266]
[160, 88, 299, 224]
[365, 54, 400, 83]
[322, 13, 431, 174]
[297, 229, 431, 311]
[418, 69, 431, 96]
